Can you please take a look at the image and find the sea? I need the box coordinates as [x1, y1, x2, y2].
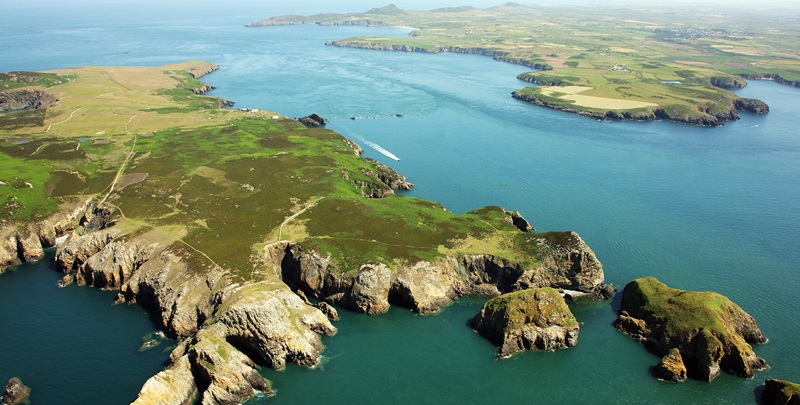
[0, 4, 798, 404]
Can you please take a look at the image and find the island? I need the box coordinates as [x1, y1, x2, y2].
[471, 287, 580, 357]
[0, 62, 609, 404]
[248, 3, 800, 126]
[615, 277, 767, 382]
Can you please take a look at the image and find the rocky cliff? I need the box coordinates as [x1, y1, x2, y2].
[325, 41, 552, 71]
[512, 89, 768, 127]
[0, 89, 59, 113]
[39, 205, 336, 405]
[0, 197, 92, 272]
[615, 277, 768, 381]
[471, 287, 579, 357]
[762, 379, 800, 405]
[275, 229, 607, 316]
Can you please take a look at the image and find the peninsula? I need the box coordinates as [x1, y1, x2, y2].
[249, 3, 800, 126]
[0, 62, 609, 404]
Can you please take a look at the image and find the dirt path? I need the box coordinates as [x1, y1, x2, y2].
[46, 106, 84, 133]
[99, 131, 137, 205]
[278, 197, 325, 240]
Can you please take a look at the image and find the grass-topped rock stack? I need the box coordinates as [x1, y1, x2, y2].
[615, 277, 767, 382]
[472, 287, 579, 357]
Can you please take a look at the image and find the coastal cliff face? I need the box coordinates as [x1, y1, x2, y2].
[48, 214, 337, 405]
[325, 41, 552, 71]
[615, 277, 767, 381]
[0, 197, 92, 272]
[0, 89, 59, 112]
[471, 287, 579, 357]
[511, 88, 767, 127]
[276, 230, 606, 316]
[763, 379, 800, 405]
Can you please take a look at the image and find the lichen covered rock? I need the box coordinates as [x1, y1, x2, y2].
[471, 287, 579, 357]
[615, 276, 767, 381]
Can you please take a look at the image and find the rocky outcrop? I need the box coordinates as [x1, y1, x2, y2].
[471, 287, 579, 357]
[505, 210, 534, 232]
[738, 73, 800, 88]
[297, 113, 328, 127]
[76, 239, 155, 289]
[735, 97, 769, 114]
[653, 348, 688, 382]
[710, 75, 748, 89]
[0, 89, 59, 112]
[55, 229, 118, 273]
[276, 230, 606, 316]
[615, 277, 768, 381]
[2, 377, 29, 405]
[363, 158, 414, 191]
[132, 284, 334, 405]
[51, 212, 336, 405]
[763, 379, 800, 405]
[0, 198, 92, 272]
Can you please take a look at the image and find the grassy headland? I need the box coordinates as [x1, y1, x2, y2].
[249, 3, 799, 126]
[1, 61, 567, 282]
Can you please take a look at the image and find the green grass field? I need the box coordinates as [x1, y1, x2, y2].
[1, 62, 565, 283]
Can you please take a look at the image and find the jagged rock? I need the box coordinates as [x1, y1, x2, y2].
[615, 276, 768, 381]
[735, 97, 770, 114]
[504, 210, 534, 232]
[276, 230, 606, 316]
[349, 263, 393, 315]
[76, 240, 153, 288]
[393, 261, 457, 314]
[763, 379, 800, 405]
[0, 89, 59, 112]
[2, 377, 30, 405]
[55, 229, 118, 272]
[119, 250, 226, 338]
[298, 113, 328, 127]
[16, 227, 44, 262]
[131, 355, 198, 405]
[342, 138, 364, 155]
[0, 226, 22, 270]
[364, 158, 414, 190]
[314, 301, 339, 321]
[214, 283, 336, 370]
[190, 326, 273, 405]
[653, 348, 687, 382]
[471, 287, 579, 357]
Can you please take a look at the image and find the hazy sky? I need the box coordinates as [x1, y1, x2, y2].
[3, 0, 798, 24]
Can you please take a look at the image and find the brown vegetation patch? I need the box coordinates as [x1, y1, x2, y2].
[117, 172, 149, 189]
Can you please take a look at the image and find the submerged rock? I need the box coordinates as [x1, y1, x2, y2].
[2, 377, 30, 405]
[471, 287, 579, 357]
[615, 276, 767, 381]
[762, 379, 800, 405]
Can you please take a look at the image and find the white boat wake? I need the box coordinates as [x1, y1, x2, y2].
[363, 139, 400, 161]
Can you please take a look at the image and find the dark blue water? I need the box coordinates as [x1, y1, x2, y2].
[0, 251, 172, 403]
[1, 5, 798, 404]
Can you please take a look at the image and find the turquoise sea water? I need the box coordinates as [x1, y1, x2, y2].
[0, 6, 798, 404]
